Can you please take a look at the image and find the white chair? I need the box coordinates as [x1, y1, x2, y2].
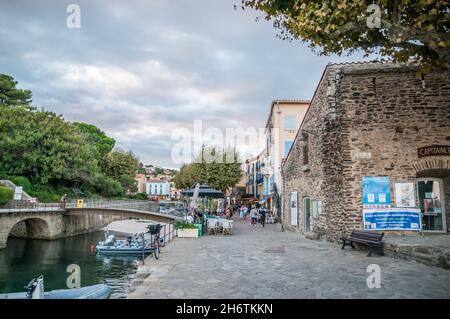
[221, 219, 233, 235]
[207, 218, 220, 235]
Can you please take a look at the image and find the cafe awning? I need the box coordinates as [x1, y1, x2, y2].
[181, 184, 225, 199]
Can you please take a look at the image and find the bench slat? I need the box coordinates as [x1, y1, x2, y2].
[350, 238, 382, 246]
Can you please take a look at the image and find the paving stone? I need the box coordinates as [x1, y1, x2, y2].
[127, 218, 450, 299]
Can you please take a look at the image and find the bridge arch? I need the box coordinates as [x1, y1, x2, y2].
[0, 213, 61, 250]
[0, 206, 177, 250]
[8, 217, 52, 239]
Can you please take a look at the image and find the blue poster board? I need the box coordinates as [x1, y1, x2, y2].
[363, 208, 422, 231]
[362, 176, 390, 208]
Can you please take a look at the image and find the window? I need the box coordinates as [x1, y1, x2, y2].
[284, 116, 296, 130]
[303, 134, 309, 165]
[303, 197, 311, 232]
[284, 141, 293, 157]
[312, 200, 322, 218]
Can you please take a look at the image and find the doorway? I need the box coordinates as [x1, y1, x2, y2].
[303, 197, 311, 233]
[418, 178, 447, 232]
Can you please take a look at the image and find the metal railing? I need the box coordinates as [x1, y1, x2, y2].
[65, 198, 156, 212]
[0, 198, 187, 220]
[0, 200, 63, 213]
[65, 198, 187, 219]
[159, 220, 178, 247]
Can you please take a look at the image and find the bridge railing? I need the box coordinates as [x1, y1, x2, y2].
[65, 198, 157, 212]
[0, 198, 186, 219]
[65, 198, 187, 218]
[0, 200, 63, 213]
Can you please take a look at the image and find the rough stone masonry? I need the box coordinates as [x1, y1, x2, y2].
[282, 62, 450, 242]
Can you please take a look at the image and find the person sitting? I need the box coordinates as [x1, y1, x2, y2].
[225, 208, 232, 220]
[186, 214, 194, 223]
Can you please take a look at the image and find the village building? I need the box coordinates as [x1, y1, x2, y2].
[262, 100, 310, 210]
[134, 173, 147, 194]
[282, 62, 450, 243]
[243, 150, 265, 205]
[146, 178, 172, 200]
[227, 163, 247, 205]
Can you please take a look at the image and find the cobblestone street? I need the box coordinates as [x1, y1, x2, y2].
[128, 218, 450, 299]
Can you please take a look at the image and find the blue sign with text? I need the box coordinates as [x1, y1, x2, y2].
[363, 209, 422, 231]
[362, 176, 390, 208]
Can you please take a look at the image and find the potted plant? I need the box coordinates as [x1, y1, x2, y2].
[175, 220, 199, 238]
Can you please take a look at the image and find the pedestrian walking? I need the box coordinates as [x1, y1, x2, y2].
[259, 206, 267, 228]
[239, 205, 245, 220]
[60, 194, 68, 209]
[250, 206, 258, 227]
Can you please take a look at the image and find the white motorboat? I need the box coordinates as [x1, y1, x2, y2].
[0, 275, 111, 299]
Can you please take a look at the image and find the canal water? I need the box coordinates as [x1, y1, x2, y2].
[0, 232, 141, 298]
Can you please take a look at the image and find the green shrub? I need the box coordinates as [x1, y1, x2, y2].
[8, 176, 32, 191]
[128, 192, 148, 200]
[93, 174, 123, 197]
[0, 186, 14, 205]
[174, 220, 197, 229]
[119, 175, 137, 193]
[25, 183, 68, 203]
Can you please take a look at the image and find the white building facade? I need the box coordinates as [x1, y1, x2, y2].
[146, 179, 171, 197]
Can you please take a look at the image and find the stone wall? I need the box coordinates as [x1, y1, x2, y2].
[283, 64, 347, 241]
[282, 63, 450, 242]
[0, 212, 65, 249]
[0, 208, 176, 249]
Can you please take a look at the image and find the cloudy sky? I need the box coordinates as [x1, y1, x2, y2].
[0, 0, 373, 168]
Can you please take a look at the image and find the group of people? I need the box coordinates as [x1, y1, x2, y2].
[186, 203, 269, 228]
[186, 209, 204, 224]
[239, 204, 268, 227]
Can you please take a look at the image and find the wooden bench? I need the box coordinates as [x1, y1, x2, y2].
[341, 230, 384, 257]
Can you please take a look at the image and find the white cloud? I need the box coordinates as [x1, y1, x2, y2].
[55, 63, 142, 95]
[0, 0, 377, 167]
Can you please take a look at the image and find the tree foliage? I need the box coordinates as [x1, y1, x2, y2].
[102, 149, 139, 180]
[92, 174, 123, 197]
[0, 74, 141, 200]
[0, 74, 33, 106]
[174, 147, 242, 192]
[173, 164, 197, 190]
[73, 122, 115, 161]
[0, 186, 14, 205]
[241, 0, 450, 72]
[0, 105, 97, 184]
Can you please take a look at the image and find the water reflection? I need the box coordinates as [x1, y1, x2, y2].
[0, 232, 140, 299]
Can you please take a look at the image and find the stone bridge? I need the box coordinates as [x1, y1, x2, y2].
[0, 207, 177, 250]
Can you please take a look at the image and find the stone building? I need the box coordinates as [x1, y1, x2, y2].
[282, 62, 450, 242]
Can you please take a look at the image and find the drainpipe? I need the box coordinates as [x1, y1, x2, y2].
[280, 164, 285, 232]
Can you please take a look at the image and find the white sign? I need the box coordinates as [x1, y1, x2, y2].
[358, 152, 372, 160]
[363, 208, 421, 231]
[394, 182, 416, 208]
[14, 186, 23, 200]
[290, 192, 298, 226]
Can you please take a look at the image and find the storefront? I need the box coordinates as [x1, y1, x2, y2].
[360, 174, 448, 233]
[281, 62, 450, 241]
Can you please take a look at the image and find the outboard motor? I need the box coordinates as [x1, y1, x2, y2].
[25, 275, 44, 299]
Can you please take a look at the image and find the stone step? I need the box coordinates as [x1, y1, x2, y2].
[382, 237, 450, 270]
